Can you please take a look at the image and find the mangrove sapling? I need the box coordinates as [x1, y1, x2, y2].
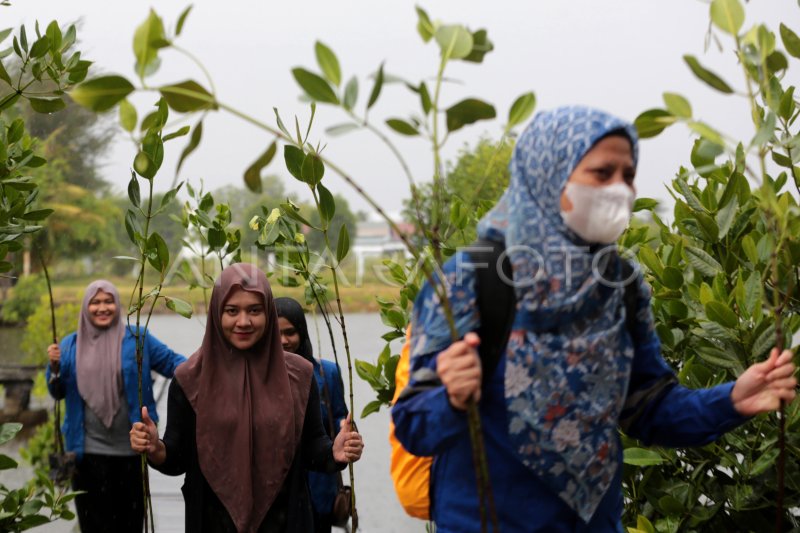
[626, 0, 800, 529]
[35, 244, 75, 485]
[122, 98, 193, 533]
[0, 20, 96, 531]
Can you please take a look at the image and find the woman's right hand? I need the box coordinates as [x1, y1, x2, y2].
[436, 332, 482, 410]
[130, 407, 166, 464]
[47, 344, 60, 367]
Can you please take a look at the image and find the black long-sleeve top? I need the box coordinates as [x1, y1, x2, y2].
[153, 376, 344, 532]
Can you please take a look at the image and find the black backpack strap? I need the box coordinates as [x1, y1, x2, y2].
[471, 239, 517, 380]
[617, 255, 679, 433]
[620, 258, 638, 336]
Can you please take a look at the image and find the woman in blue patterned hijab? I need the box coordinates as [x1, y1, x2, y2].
[393, 106, 797, 531]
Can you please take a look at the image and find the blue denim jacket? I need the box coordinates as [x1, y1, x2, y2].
[47, 328, 186, 459]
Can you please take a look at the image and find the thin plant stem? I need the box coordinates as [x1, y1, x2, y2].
[131, 178, 156, 533]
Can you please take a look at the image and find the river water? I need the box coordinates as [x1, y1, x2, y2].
[1, 312, 422, 533]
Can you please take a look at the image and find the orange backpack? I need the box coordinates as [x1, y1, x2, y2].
[388, 327, 432, 520]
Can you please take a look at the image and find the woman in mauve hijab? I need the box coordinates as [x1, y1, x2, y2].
[46, 280, 186, 532]
[130, 263, 364, 532]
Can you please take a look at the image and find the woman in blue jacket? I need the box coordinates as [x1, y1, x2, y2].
[392, 106, 797, 532]
[46, 279, 186, 533]
[275, 297, 349, 533]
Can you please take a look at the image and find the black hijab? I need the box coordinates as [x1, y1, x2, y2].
[274, 297, 314, 363]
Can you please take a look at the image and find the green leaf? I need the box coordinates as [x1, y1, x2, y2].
[28, 97, 65, 113]
[683, 55, 734, 94]
[0, 422, 22, 445]
[445, 98, 496, 132]
[623, 447, 665, 466]
[300, 152, 325, 186]
[281, 202, 316, 229]
[8, 118, 24, 143]
[367, 62, 384, 110]
[343, 76, 358, 110]
[385, 118, 419, 136]
[767, 51, 788, 72]
[710, 0, 744, 35]
[507, 92, 536, 129]
[315, 41, 341, 87]
[674, 177, 705, 212]
[317, 182, 335, 225]
[637, 245, 664, 278]
[661, 267, 684, 290]
[0, 28, 12, 46]
[634, 108, 676, 138]
[133, 9, 168, 79]
[743, 271, 762, 316]
[435, 25, 473, 60]
[128, 174, 140, 207]
[146, 232, 169, 272]
[780, 24, 800, 58]
[685, 246, 722, 277]
[662, 92, 692, 119]
[273, 107, 292, 138]
[163, 125, 190, 141]
[159, 183, 182, 211]
[0, 454, 18, 470]
[752, 322, 775, 359]
[750, 447, 779, 476]
[325, 122, 360, 137]
[176, 5, 193, 36]
[133, 151, 156, 180]
[164, 296, 193, 318]
[119, 99, 137, 132]
[419, 82, 432, 115]
[142, 130, 164, 167]
[17, 209, 47, 226]
[284, 145, 305, 181]
[415, 6, 434, 42]
[19, 26, 28, 52]
[705, 301, 739, 329]
[0, 59, 11, 85]
[0, 92, 21, 112]
[741, 234, 758, 264]
[69, 75, 135, 112]
[463, 29, 494, 63]
[29, 35, 50, 58]
[336, 224, 350, 262]
[160, 79, 215, 112]
[243, 141, 277, 193]
[360, 399, 383, 418]
[207, 227, 226, 250]
[176, 120, 203, 174]
[688, 120, 724, 147]
[633, 198, 658, 212]
[291, 68, 339, 105]
[716, 196, 738, 239]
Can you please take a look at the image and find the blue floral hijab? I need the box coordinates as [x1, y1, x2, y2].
[411, 106, 643, 522]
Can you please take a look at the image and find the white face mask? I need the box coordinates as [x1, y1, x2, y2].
[560, 182, 635, 244]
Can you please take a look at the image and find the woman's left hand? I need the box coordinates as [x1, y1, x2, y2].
[732, 348, 797, 416]
[332, 414, 364, 463]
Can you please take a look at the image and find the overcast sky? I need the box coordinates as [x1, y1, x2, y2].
[6, 1, 799, 216]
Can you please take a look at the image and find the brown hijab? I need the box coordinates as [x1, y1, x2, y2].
[175, 263, 313, 532]
[76, 280, 126, 428]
